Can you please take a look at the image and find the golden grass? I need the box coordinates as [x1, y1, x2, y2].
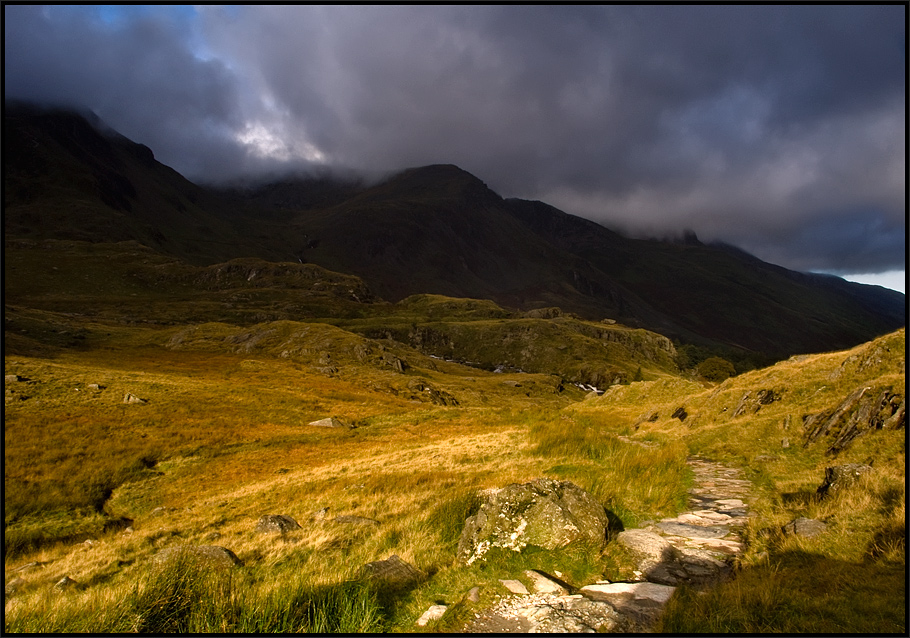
[4, 323, 904, 632]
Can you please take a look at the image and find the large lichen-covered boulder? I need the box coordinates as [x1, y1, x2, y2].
[456, 478, 610, 565]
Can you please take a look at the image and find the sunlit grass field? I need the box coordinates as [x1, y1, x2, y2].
[3, 240, 905, 633]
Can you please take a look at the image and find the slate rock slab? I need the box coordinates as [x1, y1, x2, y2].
[656, 521, 729, 539]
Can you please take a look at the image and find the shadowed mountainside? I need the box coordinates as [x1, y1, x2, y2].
[4, 102, 904, 360]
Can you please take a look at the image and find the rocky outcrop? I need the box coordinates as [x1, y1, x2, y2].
[803, 386, 904, 455]
[733, 388, 781, 417]
[456, 479, 610, 565]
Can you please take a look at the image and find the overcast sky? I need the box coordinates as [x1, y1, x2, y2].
[4, 5, 906, 291]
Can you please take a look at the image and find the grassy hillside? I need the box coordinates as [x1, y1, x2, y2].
[6, 104, 904, 363]
[4, 237, 905, 632]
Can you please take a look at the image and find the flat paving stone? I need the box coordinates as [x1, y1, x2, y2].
[655, 521, 730, 539]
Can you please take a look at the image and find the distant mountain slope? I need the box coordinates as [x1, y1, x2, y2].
[4, 103, 905, 359]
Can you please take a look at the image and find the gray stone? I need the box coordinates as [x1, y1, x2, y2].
[360, 554, 424, 589]
[416, 604, 448, 626]
[457, 478, 610, 565]
[5, 577, 26, 597]
[54, 576, 78, 591]
[524, 569, 569, 594]
[816, 463, 873, 499]
[782, 517, 828, 537]
[153, 545, 243, 570]
[616, 529, 679, 563]
[308, 417, 351, 428]
[655, 521, 729, 539]
[123, 393, 147, 404]
[334, 514, 380, 526]
[87, 383, 104, 391]
[465, 586, 481, 602]
[499, 578, 530, 595]
[255, 514, 302, 534]
[466, 592, 626, 633]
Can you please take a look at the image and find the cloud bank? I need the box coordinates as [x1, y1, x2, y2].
[4, 4, 905, 275]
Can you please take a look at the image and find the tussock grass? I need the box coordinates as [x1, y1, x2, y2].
[4, 252, 904, 637]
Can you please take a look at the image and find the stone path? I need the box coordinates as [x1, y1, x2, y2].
[460, 456, 753, 633]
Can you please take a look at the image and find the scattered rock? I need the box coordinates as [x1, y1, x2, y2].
[54, 576, 78, 591]
[360, 555, 424, 589]
[456, 479, 611, 565]
[816, 463, 873, 499]
[465, 586, 481, 602]
[87, 383, 104, 391]
[499, 579, 530, 595]
[310, 506, 330, 520]
[103, 516, 134, 533]
[416, 604, 448, 626]
[671, 407, 688, 421]
[255, 514, 302, 534]
[123, 393, 147, 404]
[781, 437, 790, 449]
[13, 561, 41, 572]
[308, 417, 352, 428]
[334, 514, 380, 526]
[5, 577, 26, 597]
[524, 569, 569, 594]
[5, 374, 23, 383]
[782, 517, 828, 537]
[153, 545, 243, 570]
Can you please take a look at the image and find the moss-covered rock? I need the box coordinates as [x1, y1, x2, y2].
[456, 478, 610, 565]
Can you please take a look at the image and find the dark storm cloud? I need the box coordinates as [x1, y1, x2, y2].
[4, 4, 905, 275]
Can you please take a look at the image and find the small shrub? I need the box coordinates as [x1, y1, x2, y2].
[697, 356, 736, 382]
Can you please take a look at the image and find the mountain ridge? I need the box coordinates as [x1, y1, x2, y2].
[3, 102, 904, 360]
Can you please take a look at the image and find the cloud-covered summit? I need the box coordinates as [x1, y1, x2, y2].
[4, 5, 905, 277]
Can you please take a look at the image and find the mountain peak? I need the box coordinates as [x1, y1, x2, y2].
[373, 164, 501, 204]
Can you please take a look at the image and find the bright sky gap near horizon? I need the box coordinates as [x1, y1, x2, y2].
[4, 5, 905, 294]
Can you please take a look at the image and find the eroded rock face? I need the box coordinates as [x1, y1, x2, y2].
[456, 479, 609, 565]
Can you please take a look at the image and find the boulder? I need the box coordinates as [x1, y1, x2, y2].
[153, 545, 243, 570]
[816, 463, 873, 499]
[255, 514, 301, 534]
[782, 517, 827, 537]
[456, 479, 610, 565]
[123, 393, 147, 404]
